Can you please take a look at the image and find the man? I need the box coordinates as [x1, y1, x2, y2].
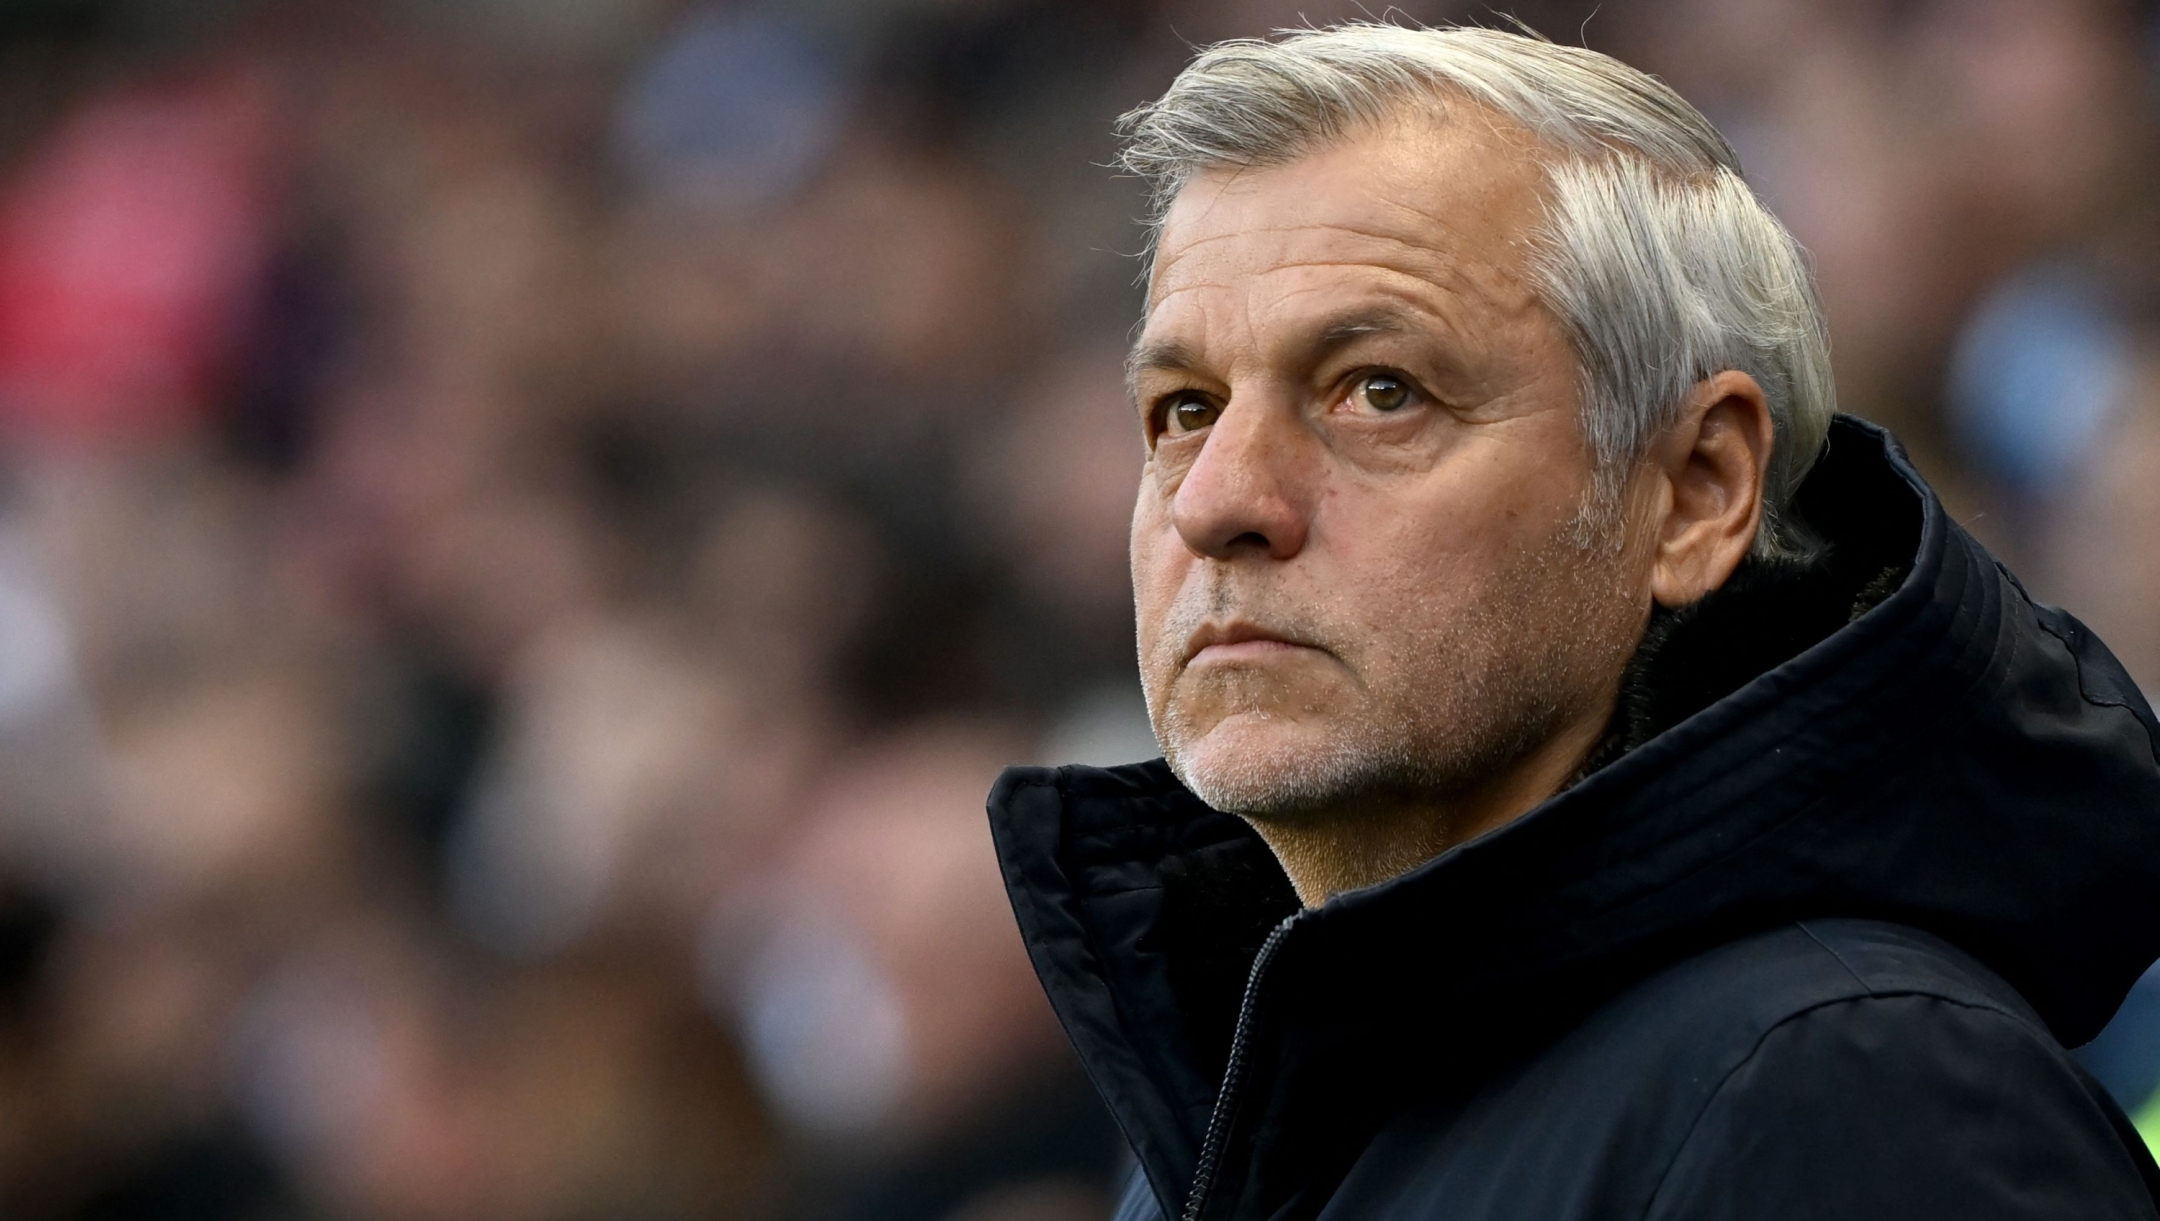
[987, 23, 2160, 1221]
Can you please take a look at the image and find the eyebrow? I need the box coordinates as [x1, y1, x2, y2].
[1125, 309, 1418, 398]
[1312, 312, 1409, 354]
[1125, 337, 1207, 392]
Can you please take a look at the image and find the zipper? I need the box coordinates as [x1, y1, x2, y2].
[1182, 915, 1298, 1221]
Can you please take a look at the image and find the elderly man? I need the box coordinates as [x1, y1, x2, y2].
[987, 24, 2160, 1221]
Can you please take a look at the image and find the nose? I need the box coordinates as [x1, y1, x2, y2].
[1169, 398, 1312, 561]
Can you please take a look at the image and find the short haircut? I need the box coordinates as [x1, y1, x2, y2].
[1118, 23, 1834, 557]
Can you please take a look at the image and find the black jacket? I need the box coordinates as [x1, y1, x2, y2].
[988, 417, 2160, 1221]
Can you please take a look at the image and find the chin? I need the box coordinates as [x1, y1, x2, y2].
[1164, 711, 1375, 818]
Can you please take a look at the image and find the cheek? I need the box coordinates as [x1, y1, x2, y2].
[1309, 467, 1573, 630]
[1336, 431, 1583, 547]
[1312, 485, 1482, 588]
[1129, 488, 1184, 647]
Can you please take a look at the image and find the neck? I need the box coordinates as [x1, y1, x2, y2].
[1243, 714, 1609, 908]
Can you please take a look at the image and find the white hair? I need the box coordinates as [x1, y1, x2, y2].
[1118, 23, 1835, 557]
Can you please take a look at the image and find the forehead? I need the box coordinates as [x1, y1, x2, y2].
[1144, 112, 1553, 336]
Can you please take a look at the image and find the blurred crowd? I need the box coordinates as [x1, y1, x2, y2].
[0, 0, 2154, 1218]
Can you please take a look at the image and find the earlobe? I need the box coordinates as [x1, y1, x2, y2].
[1646, 372, 1775, 610]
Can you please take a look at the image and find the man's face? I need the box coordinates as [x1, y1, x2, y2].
[1130, 115, 1651, 821]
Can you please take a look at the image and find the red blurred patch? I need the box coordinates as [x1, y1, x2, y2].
[0, 73, 274, 446]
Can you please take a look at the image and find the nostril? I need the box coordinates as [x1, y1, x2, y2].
[1228, 531, 1271, 551]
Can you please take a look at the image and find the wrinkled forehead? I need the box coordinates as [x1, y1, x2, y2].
[1140, 113, 1557, 342]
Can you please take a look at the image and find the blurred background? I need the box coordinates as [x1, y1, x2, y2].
[0, 0, 2154, 1217]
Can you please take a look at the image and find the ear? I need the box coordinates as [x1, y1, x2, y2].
[1643, 371, 1775, 609]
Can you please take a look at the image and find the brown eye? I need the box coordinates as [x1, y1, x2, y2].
[1163, 393, 1221, 435]
[1356, 373, 1413, 413]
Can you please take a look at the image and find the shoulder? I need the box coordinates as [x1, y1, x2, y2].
[1631, 920, 2159, 1220]
[1515, 919, 2037, 1127]
[1559, 919, 2059, 1129]
[1616, 917, 2033, 1036]
[1332, 920, 2159, 1221]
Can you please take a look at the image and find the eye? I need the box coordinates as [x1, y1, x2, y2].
[1159, 392, 1222, 436]
[1351, 372, 1416, 413]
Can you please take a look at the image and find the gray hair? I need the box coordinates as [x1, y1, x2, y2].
[1118, 23, 1834, 557]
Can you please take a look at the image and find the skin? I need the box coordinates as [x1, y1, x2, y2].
[1130, 111, 1774, 907]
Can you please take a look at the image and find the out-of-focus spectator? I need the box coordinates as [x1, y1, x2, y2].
[708, 722, 1119, 1220]
[2038, 349, 2160, 696]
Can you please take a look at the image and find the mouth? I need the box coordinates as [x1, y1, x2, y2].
[1183, 620, 1328, 667]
